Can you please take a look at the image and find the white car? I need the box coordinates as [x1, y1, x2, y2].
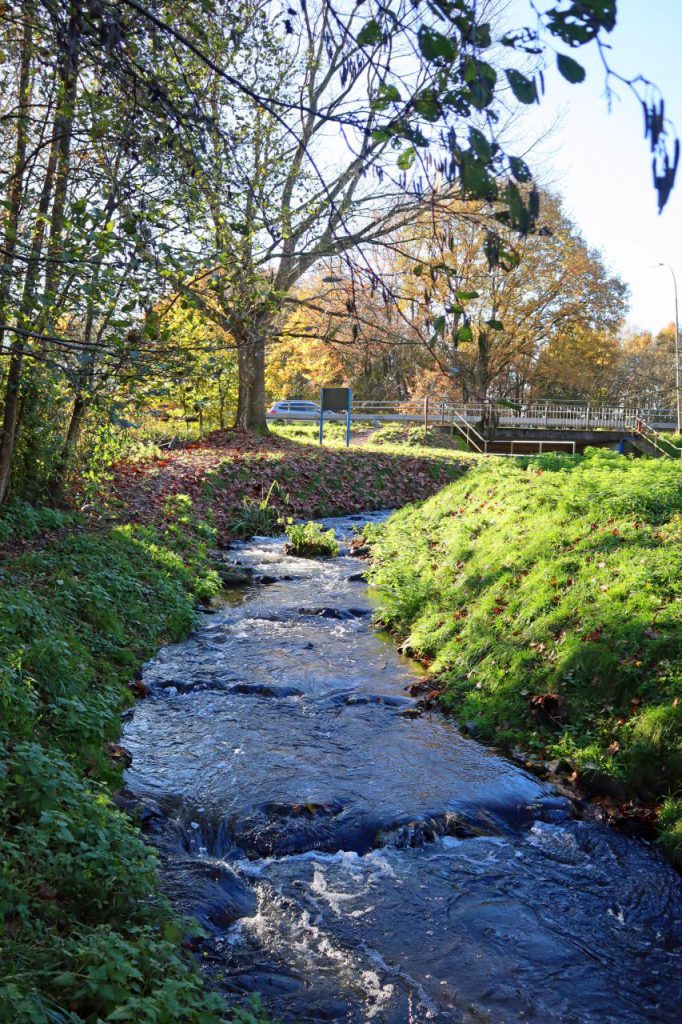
[267, 400, 346, 421]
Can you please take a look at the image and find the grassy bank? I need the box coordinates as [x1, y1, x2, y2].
[0, 498, 273, 1024]
[109, 427, 467, 543]
[368, 451, 682, 864]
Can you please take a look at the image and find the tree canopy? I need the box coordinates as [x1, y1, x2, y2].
[266, 191, 630, 407]
[0, 0, 676, 501]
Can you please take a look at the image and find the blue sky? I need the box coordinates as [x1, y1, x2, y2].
[510, 0, 681, 332]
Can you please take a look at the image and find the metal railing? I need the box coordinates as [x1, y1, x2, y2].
[265, 398, 680, 456]
[347, 399, 678, 432]
[448, 407, 488, 453]
[634, 418, 682, 459]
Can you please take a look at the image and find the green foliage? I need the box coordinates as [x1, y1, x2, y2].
[660, 432, 682, 452]
[368, 424, 468, 452]
[369, 451, 682, 864]
[77, 418, 165, 507]
[0, 500, 75, 545]
[285, 519, 339, 557]
[355, 0, 677, 216]
[557, 53, 586, 84]
[227, 480, 287, 539]
[0, 501, 229, 1023]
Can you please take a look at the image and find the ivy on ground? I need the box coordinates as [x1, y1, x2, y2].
[0, 497, 251, 1024]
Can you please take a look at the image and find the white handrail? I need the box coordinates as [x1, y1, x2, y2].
[448, 408, 488, 453]
[268, 398, 679, 435]
[348, 399, 677, 432]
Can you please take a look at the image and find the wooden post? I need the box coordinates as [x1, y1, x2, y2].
[424, 396, 429, 437]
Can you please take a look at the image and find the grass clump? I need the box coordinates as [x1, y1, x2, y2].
[0, 498, 251, 1024]
[369, 450, 682, 865]
[285, 519, 339, 557]
[227, 480, 287, 539]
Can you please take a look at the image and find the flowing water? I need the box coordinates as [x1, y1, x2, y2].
[123, 514, 682, 1023]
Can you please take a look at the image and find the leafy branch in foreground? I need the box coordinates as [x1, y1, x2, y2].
[345, 0, 678, 219]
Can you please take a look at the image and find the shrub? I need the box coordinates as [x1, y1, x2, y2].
[660, 432, 682, 456]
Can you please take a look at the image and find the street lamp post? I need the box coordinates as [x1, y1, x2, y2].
[657, 263, 681, 433]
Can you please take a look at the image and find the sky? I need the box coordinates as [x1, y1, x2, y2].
[508, 0, 681, 332]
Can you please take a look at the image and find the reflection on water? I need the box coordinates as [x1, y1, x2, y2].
[124, 513, 682, 1023]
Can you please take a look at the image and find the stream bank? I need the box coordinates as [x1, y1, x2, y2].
[367, 452, 682, 863]
[0, 501, 229, 1024]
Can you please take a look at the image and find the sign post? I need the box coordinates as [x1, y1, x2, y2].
[319, 387, 352, 448]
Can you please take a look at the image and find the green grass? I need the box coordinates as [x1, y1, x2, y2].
[368, 450, 682, 864]
[367, 422, 469, 452]
[272, 421, 347, 442]
[270, 420, 470, 461]
[285, 519, 339, 557]
[0, 498, 272, 1024]
[660, 432, 682, 455]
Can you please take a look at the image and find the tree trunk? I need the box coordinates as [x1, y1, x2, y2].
[234, 323, 269, 433]
[0, 18, 34, 502]
[0, 354, 24, 503]
[0, 11, 79, 504]
[46, 393, 86, 506]
[477, 331, 493, 428]
[0, 15, 32, 353]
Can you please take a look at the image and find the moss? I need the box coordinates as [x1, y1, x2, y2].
[369, 450, 682, 866]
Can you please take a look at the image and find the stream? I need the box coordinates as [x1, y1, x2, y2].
[123, 513, 682, 1023]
